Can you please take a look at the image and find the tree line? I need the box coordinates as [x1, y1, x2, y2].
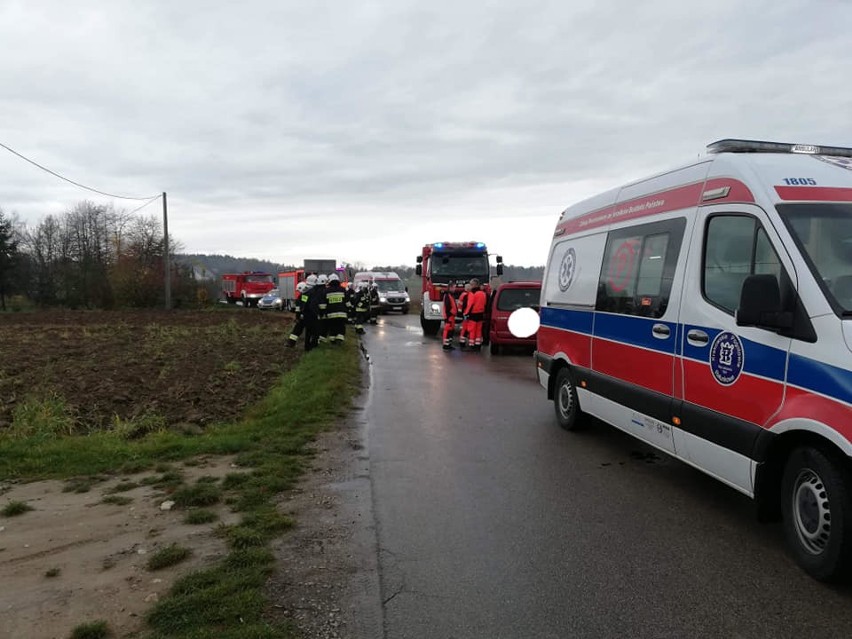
[0, 204, 546, 311]
[0, 202, 196, 310]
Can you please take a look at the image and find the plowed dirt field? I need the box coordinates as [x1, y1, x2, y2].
[0, 309, 297, 434]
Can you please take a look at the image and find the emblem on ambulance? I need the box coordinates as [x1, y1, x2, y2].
[558, 247, 577, 292]
[709, 331, 745, 386]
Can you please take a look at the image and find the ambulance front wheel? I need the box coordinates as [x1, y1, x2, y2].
[553, 368, 582, 431]
[782, 446, 852, 582]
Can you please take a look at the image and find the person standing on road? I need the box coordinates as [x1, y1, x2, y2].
[457, 282, 472, 349]
[345, 282, 356, 324]
[368, 282, 380, 325]
[353, 282, 370, 334]
[440, 283, 459, 350]
[286, 281, 309, 348]
[324, 273, 348, 344]
[465, 278, 488, 352]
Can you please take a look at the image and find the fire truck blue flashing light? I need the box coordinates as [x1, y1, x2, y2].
[475, 242, 485, 248]
[434, 242, 444, 249]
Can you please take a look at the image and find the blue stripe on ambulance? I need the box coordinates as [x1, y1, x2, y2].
[540, 306, 851, 408]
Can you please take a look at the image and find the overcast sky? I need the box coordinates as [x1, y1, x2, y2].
[2, 0, 851, 267]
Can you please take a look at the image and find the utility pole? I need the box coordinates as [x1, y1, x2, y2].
[163, 191, 171, 310]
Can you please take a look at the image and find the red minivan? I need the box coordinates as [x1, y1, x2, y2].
[488, 281, 541, 355]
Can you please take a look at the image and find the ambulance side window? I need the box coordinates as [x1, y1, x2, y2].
[703, 215, 783, 314]
[596, 218, 686, 318]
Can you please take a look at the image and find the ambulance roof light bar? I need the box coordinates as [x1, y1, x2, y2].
[707, 138, 852, 158]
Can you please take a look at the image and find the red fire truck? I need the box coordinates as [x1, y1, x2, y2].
[221, 271, 275, 307]
[415, 241, 503, 336]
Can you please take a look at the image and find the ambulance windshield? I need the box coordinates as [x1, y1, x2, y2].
[778, 203, 852, 314]
[430, 254, 489, 282]
[375, 279, 403, 293]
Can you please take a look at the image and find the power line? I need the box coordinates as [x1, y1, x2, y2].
[127, 194, 163, 215]
[0, 140, 160, 201]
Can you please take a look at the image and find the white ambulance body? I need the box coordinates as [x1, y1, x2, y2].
[537, 139, 852, 581]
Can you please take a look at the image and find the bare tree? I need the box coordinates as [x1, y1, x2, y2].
[0, 208, 21, 310]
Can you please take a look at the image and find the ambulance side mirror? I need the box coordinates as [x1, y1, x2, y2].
[415, 264, 422, 276]
[736, 274, 793, 330]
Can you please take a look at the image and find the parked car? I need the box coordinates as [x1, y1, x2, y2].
[257, 289, 283, 310]
[488, 281, 541, 354]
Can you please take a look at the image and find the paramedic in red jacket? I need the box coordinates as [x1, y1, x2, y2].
[457, 282, 472, 348]
[440, 283, 459, 350]
[465, 278, 488, 351]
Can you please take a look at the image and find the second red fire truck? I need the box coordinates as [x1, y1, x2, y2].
[221, 271, 276, 306]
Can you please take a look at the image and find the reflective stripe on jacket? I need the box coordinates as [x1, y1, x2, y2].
[324, 283, 348, 319]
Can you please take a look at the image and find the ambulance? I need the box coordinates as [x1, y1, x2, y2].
[536, 139, 852, 581]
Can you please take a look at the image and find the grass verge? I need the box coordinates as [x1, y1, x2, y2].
[0, 338, 361, 638]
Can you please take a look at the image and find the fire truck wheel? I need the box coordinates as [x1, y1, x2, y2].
[420, 312, 441, 336]
[553, 367, 582, 431]
[782, 446, 852, 582]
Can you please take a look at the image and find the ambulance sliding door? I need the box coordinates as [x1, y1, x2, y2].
[588, 216, 687, 454]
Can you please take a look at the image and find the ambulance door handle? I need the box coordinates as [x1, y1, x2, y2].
[687, 329, 709, 346]
[652, 324, 670, 339]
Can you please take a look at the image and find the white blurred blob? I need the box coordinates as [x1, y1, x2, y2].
[508, 307, 540, 338]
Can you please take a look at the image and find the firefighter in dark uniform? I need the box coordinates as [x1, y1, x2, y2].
[440, 283, 459, 350]
[286, 281, 309, 348]
[345, 282, 356, 324]
[324, 274, 348, 344]
[369, 282, 380, 324]
[353, 282, 370, 334]
[316, 274, 329, 344]
[302, 275, 323, 352]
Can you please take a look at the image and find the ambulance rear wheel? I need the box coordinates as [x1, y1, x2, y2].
[782, 446, 852, 582]
[553, 368, 582, 431]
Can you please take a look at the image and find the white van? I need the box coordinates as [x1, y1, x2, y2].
[537, 139, 852, 581]
[353, 271, 410, 314]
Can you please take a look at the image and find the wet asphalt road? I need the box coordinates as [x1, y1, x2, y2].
[360, 313, 852, 639]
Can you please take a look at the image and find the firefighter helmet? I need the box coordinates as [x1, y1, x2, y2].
[317, 274, 328, 284]
[328, 273, 340, 282]
[305, 274, 317, 287]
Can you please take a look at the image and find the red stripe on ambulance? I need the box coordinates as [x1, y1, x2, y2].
[681, 359, 783, 426]
[555, 178, 754, 236]
[592, 339, 675, 397]
[537, 325, 591, 369]
[774, 186, 852, 201]
[768, 387, 852, 442]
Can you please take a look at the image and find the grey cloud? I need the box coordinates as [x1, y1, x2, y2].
[2, 0, 852, 266]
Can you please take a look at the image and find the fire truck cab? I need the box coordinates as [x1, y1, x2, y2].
[221, 271, 275, 307]
[416, 241, 503, 335]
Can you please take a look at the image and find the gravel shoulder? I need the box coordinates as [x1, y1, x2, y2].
[267, 369, 384, 639]
[0, 457, 244, 639]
